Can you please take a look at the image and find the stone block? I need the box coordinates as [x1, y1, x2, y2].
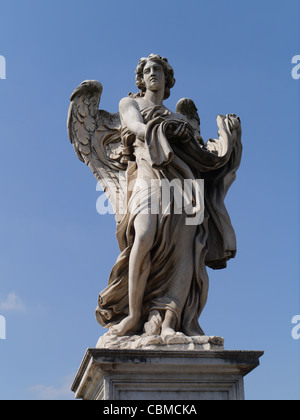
[71, 347, 263, 400]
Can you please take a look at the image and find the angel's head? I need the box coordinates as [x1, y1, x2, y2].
[135, 54, 175, 99]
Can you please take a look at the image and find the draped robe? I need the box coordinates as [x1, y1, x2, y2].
[95, 105, 242, 336]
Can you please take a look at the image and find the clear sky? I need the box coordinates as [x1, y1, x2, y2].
[0, 0, 299, 400]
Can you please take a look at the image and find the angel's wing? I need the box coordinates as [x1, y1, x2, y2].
[67, 80, 127, 223]
[176, 98, 203, 144]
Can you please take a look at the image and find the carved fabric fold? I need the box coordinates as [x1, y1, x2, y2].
[95, 106, 242, 335]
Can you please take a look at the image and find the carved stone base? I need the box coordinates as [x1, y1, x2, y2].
[71, 341, 263, 400]
[96, 332, 224, 351]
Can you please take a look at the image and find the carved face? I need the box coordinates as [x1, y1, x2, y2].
[142, 60, 165, 94]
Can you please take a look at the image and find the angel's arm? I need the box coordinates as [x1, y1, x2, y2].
[119, 97, 146, 140]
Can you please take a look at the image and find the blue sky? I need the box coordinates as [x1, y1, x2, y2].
[0, 0, 299, 400]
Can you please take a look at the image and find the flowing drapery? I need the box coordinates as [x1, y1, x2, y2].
[95, 106, 242, 335]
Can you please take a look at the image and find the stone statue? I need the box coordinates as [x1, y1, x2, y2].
[67, 54, 242, 345]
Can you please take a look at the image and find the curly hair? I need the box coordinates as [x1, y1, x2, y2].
[133, 54, 175, 100]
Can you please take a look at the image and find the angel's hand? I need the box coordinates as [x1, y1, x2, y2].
[166, 121, 194, 141]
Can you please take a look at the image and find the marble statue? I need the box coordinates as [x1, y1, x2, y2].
[67, 54, 242, 344]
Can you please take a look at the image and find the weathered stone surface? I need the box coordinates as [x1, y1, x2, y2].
[72, 348, 264, 400]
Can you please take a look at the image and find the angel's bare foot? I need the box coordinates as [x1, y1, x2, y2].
[161, 310, 177, 339]
[109, 315, 141, 337]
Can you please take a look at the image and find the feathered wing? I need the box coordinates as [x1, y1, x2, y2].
[176, 97, 203, 144]
[67, 80, 127, 223]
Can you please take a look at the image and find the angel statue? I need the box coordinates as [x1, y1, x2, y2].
[67, 54, 242, 342]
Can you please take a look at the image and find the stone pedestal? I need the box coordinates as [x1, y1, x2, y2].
[71, 347, 263, 400]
